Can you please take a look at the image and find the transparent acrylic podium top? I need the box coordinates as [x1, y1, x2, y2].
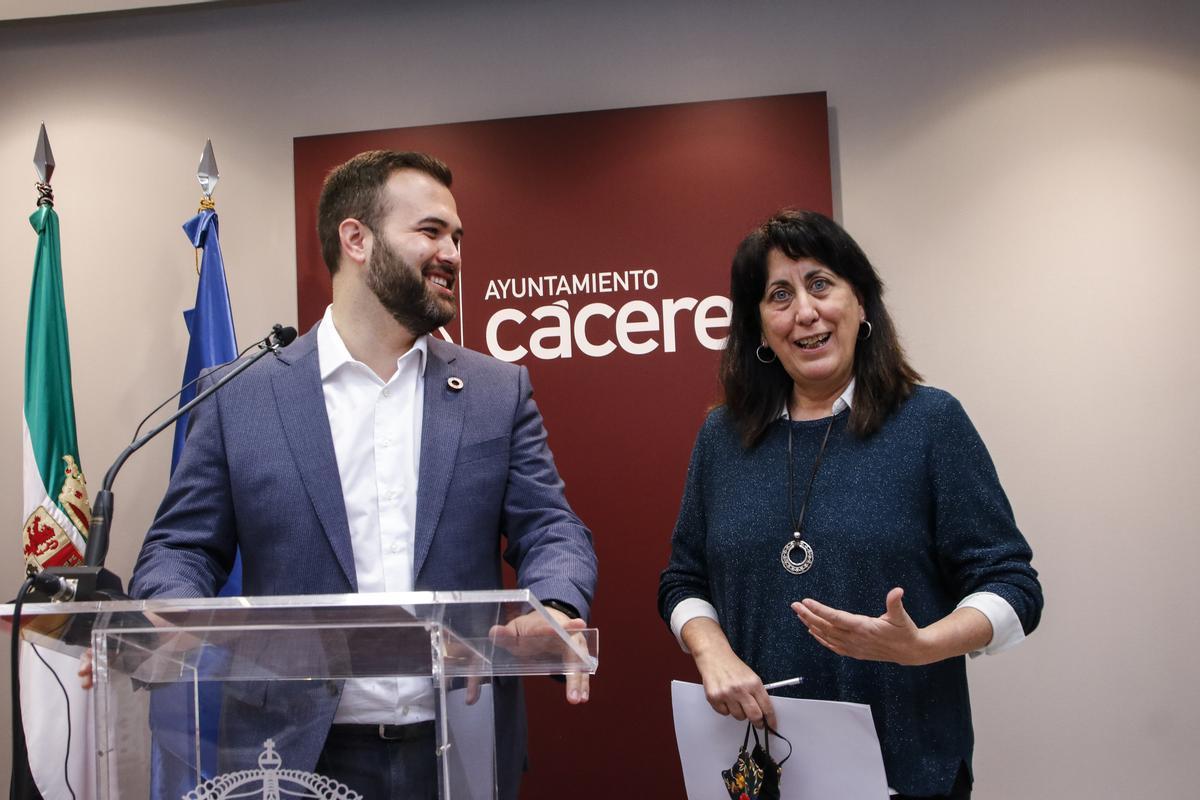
[6, 589, 599, 685]
[6, 591, 597, 799]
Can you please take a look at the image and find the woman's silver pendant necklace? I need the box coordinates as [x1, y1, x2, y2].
[782, 415, 835, 575]
[781, 533, 814, 574]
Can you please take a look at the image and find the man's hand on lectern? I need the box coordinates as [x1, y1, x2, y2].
[489, 608, 591, 704]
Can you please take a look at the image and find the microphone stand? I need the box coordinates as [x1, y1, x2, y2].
[27, 324, 295, 603]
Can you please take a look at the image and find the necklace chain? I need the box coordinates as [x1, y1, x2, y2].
[782, 416, 836, 574]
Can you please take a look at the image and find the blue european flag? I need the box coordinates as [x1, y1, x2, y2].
[173, 208, 237, 472]
[175, 207, 243, 599]
[151, 207, 240, 798]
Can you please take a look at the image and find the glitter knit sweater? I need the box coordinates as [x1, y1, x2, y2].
[658, 385, 1043, 796]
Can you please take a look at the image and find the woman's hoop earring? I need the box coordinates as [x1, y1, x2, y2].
[756, 344, 777, 364]
[859, 320, 873, 340]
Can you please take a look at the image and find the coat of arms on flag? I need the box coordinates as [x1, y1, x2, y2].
[22, 455, 89, 570]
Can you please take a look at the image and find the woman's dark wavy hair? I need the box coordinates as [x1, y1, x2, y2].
[720, 209, 921, 448]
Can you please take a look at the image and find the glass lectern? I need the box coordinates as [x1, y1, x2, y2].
[5, 590, 598, 799]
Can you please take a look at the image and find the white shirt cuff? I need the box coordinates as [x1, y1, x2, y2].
[957, 591, 1024, 657]
[669, 598, 720, 653]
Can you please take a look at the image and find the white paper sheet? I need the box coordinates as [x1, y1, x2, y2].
[671, 680, 889, 800]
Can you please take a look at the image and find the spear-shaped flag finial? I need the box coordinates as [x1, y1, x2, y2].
[34, 123, 55, 184]
[198, 139, 219, 199]
[34, 123, 55, 207]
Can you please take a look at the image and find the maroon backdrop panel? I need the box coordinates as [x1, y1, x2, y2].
[293, 93, 832, 798]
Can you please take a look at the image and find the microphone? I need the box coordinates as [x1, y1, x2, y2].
[273, 325, 298, 347]
[30, 324, 297, 602]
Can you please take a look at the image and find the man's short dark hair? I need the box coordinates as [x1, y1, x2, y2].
[317, 150, 453, 274]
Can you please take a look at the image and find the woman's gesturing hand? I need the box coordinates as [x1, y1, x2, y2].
[793, 587, 996, 666]
[682, 617, 776, 728]
[793, 587, 930, 666]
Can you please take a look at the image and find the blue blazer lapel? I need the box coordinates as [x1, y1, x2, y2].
[414, 338, 466, 580]
[270, 326, 357, 590]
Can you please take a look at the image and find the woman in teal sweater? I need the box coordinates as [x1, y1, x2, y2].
[658, 210, 1042, 799]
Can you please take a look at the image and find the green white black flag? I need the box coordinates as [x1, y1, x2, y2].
[22, 202, 91, 570]
[17, 129, 98, 800]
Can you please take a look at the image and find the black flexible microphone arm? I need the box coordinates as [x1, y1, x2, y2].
[83, 323, 297, 568]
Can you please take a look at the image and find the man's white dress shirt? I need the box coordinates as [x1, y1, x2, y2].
[318, 306, 434, 724]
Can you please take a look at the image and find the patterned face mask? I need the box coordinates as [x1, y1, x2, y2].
[721, 722, 792, 800]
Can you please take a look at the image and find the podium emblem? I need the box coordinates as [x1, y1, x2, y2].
[183, 739, 362, 800]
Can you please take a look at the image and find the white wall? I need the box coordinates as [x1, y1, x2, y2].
[2, 0, 1197, 795]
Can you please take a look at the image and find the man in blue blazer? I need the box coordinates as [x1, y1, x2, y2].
[130, 150, 597, 799]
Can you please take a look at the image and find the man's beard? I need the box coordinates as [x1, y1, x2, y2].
[365, 235, 456, 336]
